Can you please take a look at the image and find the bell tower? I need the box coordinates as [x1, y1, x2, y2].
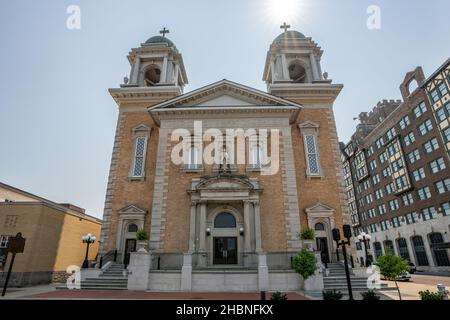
[262, 24, 342, 104]
[110, 28, 188, 105]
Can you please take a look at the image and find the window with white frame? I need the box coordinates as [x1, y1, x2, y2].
[413, 101, 427, 118]
[417, 187, 432, 200]
[378, 204, 387, 215]
[251, 145, 263, 168]
[423, 137, 439, 154]
[304, 134, 320, 175]
[403, 132, 415, 146]
[418, 119, 433, 136]
[399, 115, 410, 130]
[408, 149, 421, 164]
[187, 146, 200, 169]
[402, 193, 414, 206]
[132, 137, 147, 177]
[405, 212, 417, 224]
[421, 207, 437, 221]
[0, 235, 10, 248]
[130, 125, 150, 178]
[435, 178, 450, 194]
[430, 157, 446, 174]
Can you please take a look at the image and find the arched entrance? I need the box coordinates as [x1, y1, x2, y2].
[396, 238, 410, 261]
[428, 233, 450, 266]
[314, 222, 330, 264]
[212, 212, 238, 265]
[412, 236, 429, 266]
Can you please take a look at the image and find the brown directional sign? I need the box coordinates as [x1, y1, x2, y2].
[7, 232, 26, 254]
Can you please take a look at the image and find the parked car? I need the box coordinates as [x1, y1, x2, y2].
[396, 272, 411, 281]
[408, 262, 417, 274]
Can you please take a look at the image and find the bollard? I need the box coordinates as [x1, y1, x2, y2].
[260, 291, 266, 300]
[437, 284, 449, 300]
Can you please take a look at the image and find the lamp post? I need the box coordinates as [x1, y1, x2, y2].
[332, 224, 354, 300]
[357, 232, 372, 267]
[81, 233, 96, 269]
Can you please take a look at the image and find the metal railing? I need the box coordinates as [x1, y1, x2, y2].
[98, 249, 118, 269]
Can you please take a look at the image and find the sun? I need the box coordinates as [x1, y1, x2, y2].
[266, 0, 301, 24]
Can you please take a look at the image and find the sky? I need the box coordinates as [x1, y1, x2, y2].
[0, 0, 449, 218]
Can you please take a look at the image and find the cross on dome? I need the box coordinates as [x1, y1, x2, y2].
[159, 27, 170, 37]
[280, 22, 291, 33]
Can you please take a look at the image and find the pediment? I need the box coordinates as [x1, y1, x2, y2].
[118, 204, 147, 215]
[305, 202, 335, 214]
[195, 175, 255, 191]
[148, 79, 302, 110]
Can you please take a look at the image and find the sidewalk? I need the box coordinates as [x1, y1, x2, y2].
[0, 284, 57, 299]
[0, 286, 309, 300]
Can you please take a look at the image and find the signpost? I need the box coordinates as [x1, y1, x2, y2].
[1, 232, 26, 296]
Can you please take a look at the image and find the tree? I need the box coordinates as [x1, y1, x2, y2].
[293, 248, 317, 280]
[375, 250, 409, 300]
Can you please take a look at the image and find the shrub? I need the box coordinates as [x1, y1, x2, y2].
[136, 230, 149, 240]
[361, 290, 380, 300]
[322, 290, 343, 300]
[299, 228, 315, 240]
[293, 248, 317, 280]
[270, 291, 288, 300]
[418, 290, 446, 300]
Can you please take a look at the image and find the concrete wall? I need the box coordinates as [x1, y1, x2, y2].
[146, 270, 304, 292]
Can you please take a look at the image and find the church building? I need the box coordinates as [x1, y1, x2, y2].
[98, 26, 350, 291]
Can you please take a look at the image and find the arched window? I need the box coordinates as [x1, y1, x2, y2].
[314, 223, 325, 231]
[412, 236, 429, 266]
[144, 65, 161, 86]
[373, 242, 383, 258]
[396, 238, 410, 261]
[214, 213, 236, 228]
[128, 224, 138, 233]
[383, 240, 394, 254]
[428, 233, 450, 266]
[288, 60, 307, 83]
[408, 79, 419, 95]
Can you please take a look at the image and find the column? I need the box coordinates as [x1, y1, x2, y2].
[281, 54, 289, 80]
[316, 56, 323, 80]
[253, 201, 262, 253]
[199, 201, 207, 252]
[309, 53, 319, 81]
[188, 201, 197, 253]
[243, 200, 251, 252]
[161, 56, 168, 83]
[131, 57, 141, 84]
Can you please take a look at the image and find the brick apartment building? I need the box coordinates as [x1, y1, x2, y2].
[341, 59, 450, 272]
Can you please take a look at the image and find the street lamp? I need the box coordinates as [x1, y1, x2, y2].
[332, 224, 354, 300]
[81, 233, 96, 268]
[357, 232, 372, 267]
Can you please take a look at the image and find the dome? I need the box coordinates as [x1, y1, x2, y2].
[272, 30, 306, 44]
[144, 35, 175, 47]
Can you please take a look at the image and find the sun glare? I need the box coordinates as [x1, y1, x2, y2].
[267, 0, 300, 24]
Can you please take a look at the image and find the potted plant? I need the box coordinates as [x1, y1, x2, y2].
[136, 230, 149, 253]
[299, 228, 315, 250]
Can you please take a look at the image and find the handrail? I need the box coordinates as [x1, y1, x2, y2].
[98, 249, 118, 268]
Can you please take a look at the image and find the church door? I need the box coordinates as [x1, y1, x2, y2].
[123, 239, 136, 266]
[213, 237, 238, 265]
[316, 237, 330, 264]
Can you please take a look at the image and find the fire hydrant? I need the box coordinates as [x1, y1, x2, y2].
[437, 284, 449, 300]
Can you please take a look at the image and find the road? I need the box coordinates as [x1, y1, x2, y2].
[381, 273, 450, 300]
